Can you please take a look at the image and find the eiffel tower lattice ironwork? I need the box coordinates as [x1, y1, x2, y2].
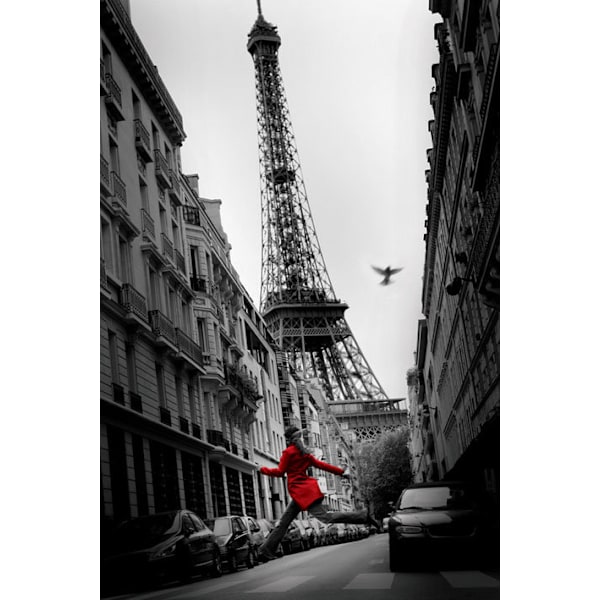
[247, 2, 389, 406]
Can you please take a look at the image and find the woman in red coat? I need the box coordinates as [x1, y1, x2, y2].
[257, 425, 377, 561]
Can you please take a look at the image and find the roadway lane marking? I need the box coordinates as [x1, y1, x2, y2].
[343, 573, 395, 589]
[247, 575, 314, 592]
[172, 579, 246, 597]
[440, 571, 500, 588]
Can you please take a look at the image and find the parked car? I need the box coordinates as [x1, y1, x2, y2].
[240, 515, 265, 558]
[357, 524, 370, 539]
[324, 523, 346, 544]
[308, 517, 326, 547]
[101, 510, 222, 593]
[281, 519, 308, 553]
[388, 481, 500, 572]
[256, 518, 284, 557]
[300, 519, 317, 548]
[205, 515, 255, 572]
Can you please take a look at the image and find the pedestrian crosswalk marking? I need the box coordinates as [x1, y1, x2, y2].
[343, 573, 395, 589]
[247, 575, 315, 593]
[440, 571, 500, 588]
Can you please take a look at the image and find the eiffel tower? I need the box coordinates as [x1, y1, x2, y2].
[246, 2, 392, 418]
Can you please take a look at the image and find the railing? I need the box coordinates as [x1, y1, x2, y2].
[183, 205, 202, 226]
[134, 119, 153, 162]
[100, 155, 111, 194]
[141, 208, 155, 239]
[179, 416, 190, 434]
[160, 406, 172, 426]
[169, 169, 181, 198]
[206, 428, 225, 447]
[175, 249, 186, 274]
[120, 283, 147, 321]
[112, 382, 125, 405]
[154, 149, 171, 189]
[129, 391, 142, 413]
[161, 233, 174, 262]
[100, 258, 109, 290]
[191, 423, 202, 439]
[148, 310, 177, 346]
[111, 171, 127, 207]
[176, 327, 204, 367]
[105, 72, 122, 106]
[190, 276, 207, 293]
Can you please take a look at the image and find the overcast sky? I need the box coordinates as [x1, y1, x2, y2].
[129, 0, 441, 400]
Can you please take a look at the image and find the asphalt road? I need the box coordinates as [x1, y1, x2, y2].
[103, 533, 500, 600]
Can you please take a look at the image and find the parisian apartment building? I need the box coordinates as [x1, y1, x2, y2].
[100, 0, 361, 536]
[409, 0, 499, 504]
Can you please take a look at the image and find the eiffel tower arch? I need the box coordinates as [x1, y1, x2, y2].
[247, 3, 406, 440]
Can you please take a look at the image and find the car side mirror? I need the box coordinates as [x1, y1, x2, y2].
[184, 527, 194, 537]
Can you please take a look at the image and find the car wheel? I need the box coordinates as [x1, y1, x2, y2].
[210, 549, 223, 578]
[229, 552, 238, 573]
[246, 548, 256, 569]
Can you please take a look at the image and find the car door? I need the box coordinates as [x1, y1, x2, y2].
[189, 513, 214, 567]
[231, 517, 249, 562]
[180, 513, 204, 565]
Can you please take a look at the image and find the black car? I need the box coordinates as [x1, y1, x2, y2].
[101, 510, 222, 592]
[388, 481, 499, 571]
[206, 515, 255, 572]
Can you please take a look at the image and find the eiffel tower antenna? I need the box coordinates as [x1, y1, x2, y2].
[246, 9, 388, 404]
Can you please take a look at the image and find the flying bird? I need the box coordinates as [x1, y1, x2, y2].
[372, 265, 403, 285]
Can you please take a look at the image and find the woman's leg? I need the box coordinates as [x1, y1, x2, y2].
[259, 500, 300, 557]
[308, 499, 368, 524]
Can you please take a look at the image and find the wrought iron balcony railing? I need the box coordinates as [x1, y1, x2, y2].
[176, 327, 204, 368]
[100, 155, 111, 196]
[154, 149, 171, 189]
[190, 276, 208, 293]
[111, 171, 127, 208]
[119, 283, 147, 322]
[141, 208, 155, 240]
[148, 309, 177, 347]
[183, 205, 202, 226]
[104, 72, 124, 121]
[161, 233, 174, 263]
[134, 119, 153, 163]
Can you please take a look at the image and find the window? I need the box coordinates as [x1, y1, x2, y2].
[108, 330, 120, 382]
[155, 363, 166, 407]
[148, 266, 160, 310]
[101, 42, 112, 73]
[140, 179, 149, 210]
[151, 123, 160, 150]
[118, 235, 130, 283]
[126, 342, 137, 392]
[190, 246, 200, 279]
[101, 219, 113, 272]
[109, 139, 120, 174]
[175, 376, 184, 416]
[197, 318, 207, 352]
[132, 90, 141, 120]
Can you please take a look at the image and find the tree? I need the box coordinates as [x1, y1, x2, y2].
[355, 428, 413, 520]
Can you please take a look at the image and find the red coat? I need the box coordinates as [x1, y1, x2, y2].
[260, 444, 344, 510]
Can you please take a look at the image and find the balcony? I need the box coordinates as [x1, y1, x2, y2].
[168, 169, 181, 204]
[206, 429, 226, 447]
[175, 327, 205, 370]
[112, 383, 125, 405]
[119, 283, 148, 324]
[179, 416, 190, 434]
[148, 309, 177, 347]
[191, 423, 202, 439]
[111, 171, 127, 209]
[161, 233, 174, 263]
[190, 276, 208, 293]
[100, 59, 108, 96]
[183, 205, 202, 226]
[100, 155, 112, 196]
[100, 258, 109, 291]
[154, 149, 171, 190]
[134, 119, 153, 163]
[141, 208, 155, 241]
[129, 391, 143, 413]
[104, 72, 125, 121]
[160, 406, 172, 426]
[175, 249, 186, 274]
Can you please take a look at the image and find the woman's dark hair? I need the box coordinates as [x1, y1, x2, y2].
[285, 426, 308, 455]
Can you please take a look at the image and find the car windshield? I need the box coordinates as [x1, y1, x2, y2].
[206, 518, 232, 536]
[110, 512, 179, 552]
[399, 486, 474, 510]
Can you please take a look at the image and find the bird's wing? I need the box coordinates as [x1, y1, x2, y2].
[371, 266, 386, 275]
[388, 267, 403, 275]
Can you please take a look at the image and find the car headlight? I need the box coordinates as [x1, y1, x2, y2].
[152, 543, 177, 559]
[396, 525, 424, 534]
